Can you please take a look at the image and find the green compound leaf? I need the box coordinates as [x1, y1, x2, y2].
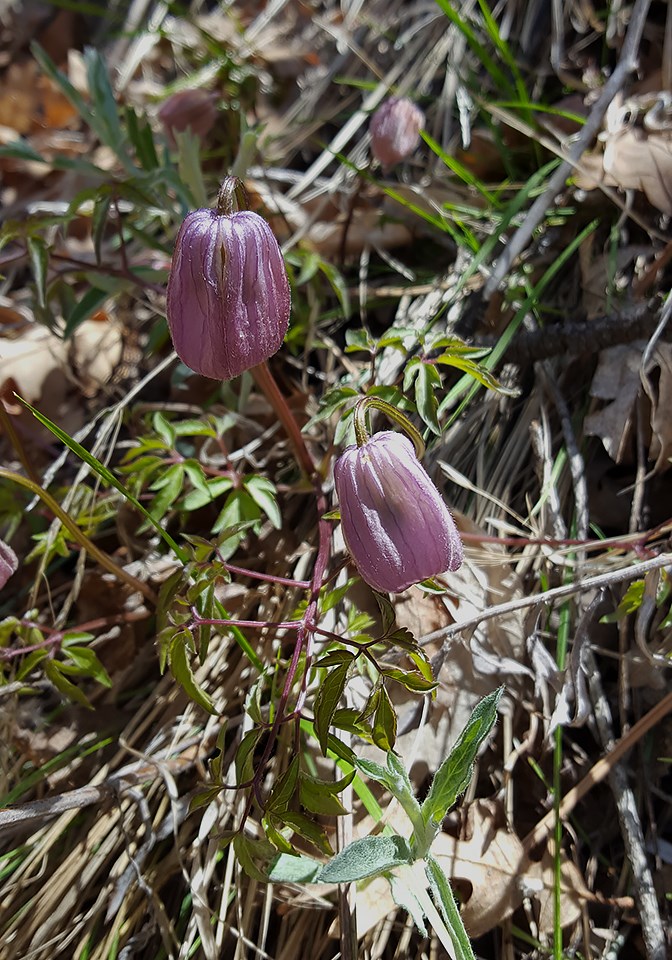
[381, 666, 438, 693]
[267, 755, 300, 814]
[314, 662, 349, 755]
[299, 769, 355, 817]
[233, 834, 276, 884]
[262, 816, 295, 855]
[372, 685, 397, 751]
[19, 397, 187, 563]
[280, 811, 334, 856]
[44, 660, 92, 709]
[317, 835, 413, 884]
[413, 361, 442, 435]
[169, 630, 216, 715]
[244, 475, 282, 529]
[235, 728, 262, 783]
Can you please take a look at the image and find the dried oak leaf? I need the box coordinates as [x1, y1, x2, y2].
[584, 344, 641, 462]
[577, 126, 672, 215]
[642, 341, 672, 471]
[585, 342, 672, 471]
[350, 801, 588, 939]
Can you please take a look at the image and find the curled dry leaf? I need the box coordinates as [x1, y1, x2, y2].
[0, 318, 123, 434]
[642, 342, 672, 472]
[576, 92, 672, 214]
[584, 342, 672, 471]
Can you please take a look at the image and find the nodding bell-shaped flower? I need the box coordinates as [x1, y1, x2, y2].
[334, 430, 463, 594]
[158, 89, 217, 146]
[369, 96, 424, 168]
[0, 539, 18, 591]
[166, 178, 291, 381]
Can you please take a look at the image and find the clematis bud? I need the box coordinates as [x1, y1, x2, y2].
[369, 97, 424, 168]
[166, 179, 291, 380]
[0, 539, 18, 590]
[158, 89, 217, 146]
[334, 430, 463, 594]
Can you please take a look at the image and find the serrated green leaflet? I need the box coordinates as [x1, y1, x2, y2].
[19, 397, 188, 564]
[170, 631, 216, 715]
[314, 662, 348, 754]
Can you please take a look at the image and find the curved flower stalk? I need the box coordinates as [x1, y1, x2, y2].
[166, 177, 291, 380]
[334, 403, 463, 593]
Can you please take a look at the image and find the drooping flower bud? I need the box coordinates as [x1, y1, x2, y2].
[0, 539, 18, 590]
[158, 89, 217, 146]
[166, 179, 291, 380]
[369, 97, 424, 168]
[333, 431, 463, 594]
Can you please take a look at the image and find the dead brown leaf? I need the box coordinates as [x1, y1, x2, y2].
[585, 342, 672, 471]
[0, 58, 78, 136]
[584, 344, 641, 462]
[643, 342, 672, 471]
[602, 127, 672, 215]
[576, 93, 672, 214]
[351, 801, 588, 939]
[0, 318, 123, 437]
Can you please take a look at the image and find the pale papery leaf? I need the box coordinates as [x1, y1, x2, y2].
[350, 802, 589, 939]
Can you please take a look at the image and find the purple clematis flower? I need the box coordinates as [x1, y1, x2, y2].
[167, 203, 290, 381]
[370, 97, 424, 168]
[0, 539, 18, 590]
[158, 89, 217, 146]
[333, 431, 463, 593]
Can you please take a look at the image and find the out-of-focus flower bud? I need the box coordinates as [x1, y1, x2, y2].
[369, 96, 424, 167]
[158, 89, 217, 145]
[166, 179, 291, 380]
[0, 539, 18, 590]
[333, 430, 463, 594]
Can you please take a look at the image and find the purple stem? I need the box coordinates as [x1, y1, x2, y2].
[190, 609, 300, 631]
[222, 561, 310, 589]
[207, 358, 339, 830]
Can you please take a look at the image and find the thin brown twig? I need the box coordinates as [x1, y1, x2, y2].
[426, 551, 672, 653]
[523, 688, 672, 852]
[585, 649, 667, 960]
[0, 401, 41, 487]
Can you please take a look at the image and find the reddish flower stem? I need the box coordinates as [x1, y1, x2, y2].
[233, 363, 333, 828]
[250, 361, 316, 480]
[190, 609, 301, 631]
[0, 611, 149, 660]
[222, 561, 310, 589]
[240, 484, 332, 826]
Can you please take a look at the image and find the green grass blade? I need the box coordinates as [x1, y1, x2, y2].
[19, 397, 188, 564]
[421, 130, 498, 205]
[440, 217, 599, 421]
[433, 0, 513, 97]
